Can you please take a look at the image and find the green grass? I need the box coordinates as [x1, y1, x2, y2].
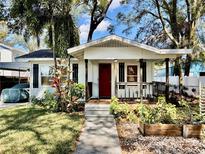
[0, 105, 84, 154]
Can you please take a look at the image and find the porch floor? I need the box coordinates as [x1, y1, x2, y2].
[87, 98, 155, 104]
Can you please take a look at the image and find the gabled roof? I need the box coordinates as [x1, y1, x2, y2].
[0, 43, 25, 56]
[67, 35, 192, 55]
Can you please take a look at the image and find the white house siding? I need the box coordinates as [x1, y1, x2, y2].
[84, 47, 178, 60]
[30, 61, 53, 98]
[0, 48, 13, 76]
[0, 46, 25, 77]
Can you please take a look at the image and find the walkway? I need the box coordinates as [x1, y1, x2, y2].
[75, 104, 121, 154]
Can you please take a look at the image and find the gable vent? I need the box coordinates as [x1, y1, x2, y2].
[92, 40, 135, 47]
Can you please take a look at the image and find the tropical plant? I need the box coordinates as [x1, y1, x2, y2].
[8, 0, 79, 53]
[51, 59, 85, 112]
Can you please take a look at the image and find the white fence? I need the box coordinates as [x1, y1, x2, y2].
[154, 76, 205, 96]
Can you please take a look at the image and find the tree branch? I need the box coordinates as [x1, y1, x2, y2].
[155, 0, 179, 47]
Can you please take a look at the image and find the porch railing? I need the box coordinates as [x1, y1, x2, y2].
[116, 81, 199, 102]
[116, 82, 154, 101]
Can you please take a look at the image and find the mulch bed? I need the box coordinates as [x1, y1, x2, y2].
[116, 122, 205, 154]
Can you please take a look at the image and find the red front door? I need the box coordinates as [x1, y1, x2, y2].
[99, 64, 111, 98]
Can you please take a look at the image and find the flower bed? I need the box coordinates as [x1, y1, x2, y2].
[110, 96, 205, 139]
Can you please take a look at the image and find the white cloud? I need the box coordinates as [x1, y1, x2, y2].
[109, 0, 121, 10]
[96, 20, 111, 32]
[79, 23, 90, 41]
[79, 20, 111, 42]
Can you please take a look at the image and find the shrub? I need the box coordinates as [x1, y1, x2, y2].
[157, 96, 178, 124]
[32, 91, 58, 112]
[138, 96, 178, 124]
[70, 83, 85, 101]
[110, 97, 138, 123]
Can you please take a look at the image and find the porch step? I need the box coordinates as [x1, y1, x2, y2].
[85, 115, 114, 118]
[85, 104, 112, 118]
[85, 104, 110, 111]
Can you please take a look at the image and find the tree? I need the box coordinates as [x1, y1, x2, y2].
[8, 0, 79, 55]
[82, 0, 113, 42]
[8, 0, 80, 112]
[116, 0, 205, 76]
[0, 0, 7, 41]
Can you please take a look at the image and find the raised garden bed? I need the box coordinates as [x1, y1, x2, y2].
[139, 122, 205, 139]
[183, 124, 205, 138]
[139, 123, 183, 136]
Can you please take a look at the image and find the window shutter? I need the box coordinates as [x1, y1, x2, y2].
[33, 64, 39, 88]
[119, 63, 125, 82]
[73, 64, 78, 83]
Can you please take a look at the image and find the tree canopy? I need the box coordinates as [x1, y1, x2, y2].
[116, 0, 205, 76]
[8, 0, 79, 56]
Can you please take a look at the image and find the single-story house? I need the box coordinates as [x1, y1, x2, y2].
[16, 35, 192, 101]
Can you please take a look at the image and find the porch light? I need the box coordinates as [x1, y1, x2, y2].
[114, 59, 118, 63]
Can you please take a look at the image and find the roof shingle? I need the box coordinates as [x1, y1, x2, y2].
[17, 49, 54, 59]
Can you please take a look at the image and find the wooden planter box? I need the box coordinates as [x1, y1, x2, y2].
[139, 122, 183, 136]
[183, 124, 205, 138]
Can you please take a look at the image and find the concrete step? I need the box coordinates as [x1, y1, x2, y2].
[85, 114, 114, 119]
[85, 110, 111, 116]
[85, 104, 110, 111]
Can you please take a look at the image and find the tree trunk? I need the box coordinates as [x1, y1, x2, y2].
[184, 54, 192, 76]
[87, 26, 95, 42]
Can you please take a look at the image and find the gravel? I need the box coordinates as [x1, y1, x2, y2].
[117, 122, 205, 154]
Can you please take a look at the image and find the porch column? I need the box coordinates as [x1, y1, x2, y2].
[85, 59, 88, 102]
[165, 58, 169, 101]
[140, 59, 143, 103]
[114, 59, 118, 97]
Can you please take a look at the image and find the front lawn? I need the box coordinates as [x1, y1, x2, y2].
[0, 105, 84, 154]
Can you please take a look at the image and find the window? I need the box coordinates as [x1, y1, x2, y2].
[127, 65, 138, 82]
[41, 65, 53, 86]
[119, 63, 125, 82]
[72, 64, 78, 83]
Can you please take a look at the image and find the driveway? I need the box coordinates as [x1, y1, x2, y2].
[0, 102, 29, 109]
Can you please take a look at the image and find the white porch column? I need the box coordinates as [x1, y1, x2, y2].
[114, 59, 118, 97]
[140, 59, 143, 103]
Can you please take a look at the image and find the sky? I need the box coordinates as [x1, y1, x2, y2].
[77, 0, 133, 44]
[3, 0, 134, 51]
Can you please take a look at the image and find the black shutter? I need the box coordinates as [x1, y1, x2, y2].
[119, 63, 125, 82]
[73, 64, 78, 83]
[33, 64, 39, 88]
[142, 62, 146, 82]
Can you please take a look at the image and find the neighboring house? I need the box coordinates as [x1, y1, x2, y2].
[0, 44, 30, 92]
[16, 35, 192, 100]
[0, 43, 28, 77]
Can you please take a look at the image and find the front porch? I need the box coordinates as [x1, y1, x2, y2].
[66, 35, 192, 103]
[84, 58, 170, 103]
